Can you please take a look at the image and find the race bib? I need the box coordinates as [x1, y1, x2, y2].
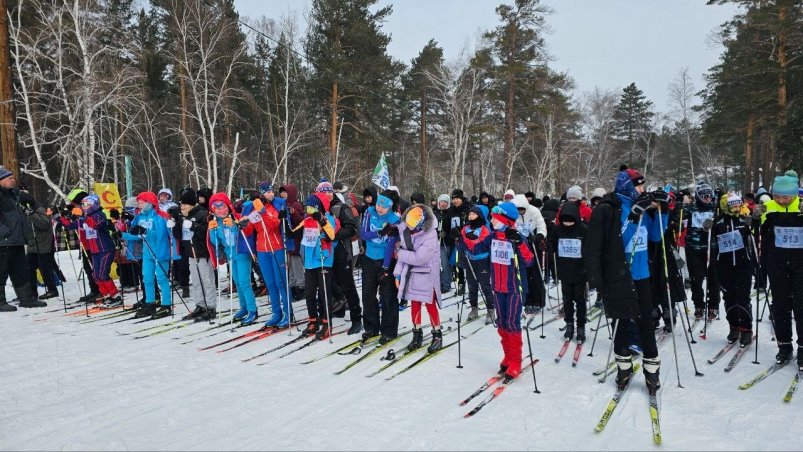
[82, 223, 97, 240]
[301, 227, 320, 247]
[182, 226, 194, 241]
[247, 211, 262, 224]
[490, 239, 513, 266]
[624, 225, 648, 254]
[451, 216, 461, 229]
[691, 211, 714, 229]
[775, 227, 803, 249]
[518, 222, 533, 238]
[717, 230, 744, 253]
[558, 238, 582, 258]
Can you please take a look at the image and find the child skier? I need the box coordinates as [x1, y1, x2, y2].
[702, 193, 754, 346]
[549, 201, 588, 343]
[297, 193, 339, 340]
[487, 202, 535, 381]
[457, 205, 496, 325]
[207, 193, 259, 326]
[393, 205, 444, 353]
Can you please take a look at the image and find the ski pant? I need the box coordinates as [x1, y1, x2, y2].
[464, 258, 494, 310]
[439, 244, 452, 293]
[767, 258, 803, 347]
[257, 250, 290, 321]
[287, 254, 304, 289]
[561, 281, 587, 327]
[494, 291, 522, 333]
[26, 252, 59, 293]
[613, 278, 658, 359]
[189, 257, 216, 310]
[411, 298, 440, 327]
[142, 258, 171, 306]
[361, 256, 399, 337]
[0, 245, 36, 304]
[118, 261, 141, 288]
[173, 253, 190, 288]
[686, 247, 720, 310]
[525, 258, 545, 308]
[81, 249, 100, 294]
[231, 253, 257, 313]
[91, 250, 118, 297]
[331, 244, 361, 321]
[717, 259, 752, 330]
[304, 267, 333, 323]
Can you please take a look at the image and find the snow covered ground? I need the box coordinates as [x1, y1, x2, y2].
[1, 250, 801, 451]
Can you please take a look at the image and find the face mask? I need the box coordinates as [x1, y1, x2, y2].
[491, 219, 505, 231]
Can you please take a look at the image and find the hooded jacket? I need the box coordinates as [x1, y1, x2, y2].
[360, 202, 400, 262]
[359, 186, 378, 215]
[299, 192, 339, 269]
[123, 193, 173, 262]
[330, 193, 358, 260]
[549, 202, 586, 283]
[393, 205, 442, 306]
[158, 188, 178, 213]
[243, 196, 286, 253]
[512, 194, 547, 239]
[478, 191, 497, 209]
[457, 205, 492, 262]
[206, 192, 256, 268]
[181, 203, 210, 259]
[280, 184, 303, 255]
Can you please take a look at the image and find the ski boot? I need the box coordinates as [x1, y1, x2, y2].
[361, 330, 379, 343]
[378, 334, 396, 345]
[347, 318, 362, 335]
[79, 290, 101, 304]
[563, 322, 574, 340]
[181, 286, 190, 299]
[263, 311, 283, 328]
[797, 347, 803, 371]
[39, 290, 59, 300]
[727, 327, 740, 344]
[466, 307, 479, 322]
[232, 307, 248, 322]
[315, 321, 331, 340]
[151, 305, 173, 319]
[0, 302, 16, 312]
[134, 302, 156, 319]
[182, 305, 206, 321]
[427, 329, 443, 353]
[739, 328, 753, 347]
[776, 342, 794, 364]
[200, 309, 217, 322]
[102, 295, 123, 309]
[240, 311, 258, 326]
[694, 308, 703, 320]
[275, 313, 291, 329]
[615, 354, 633, 389]
[707, 308, 718, 320]
[643, 357, 661, 394]
[576, 326, 586, 343]
[485, 309, 496, 326]
[407, 327, 424, 351]
[302, 320, 319, 338]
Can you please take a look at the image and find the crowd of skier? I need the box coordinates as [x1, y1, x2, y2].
[1, 163, 802, 394]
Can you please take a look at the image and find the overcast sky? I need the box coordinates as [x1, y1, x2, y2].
[233, 0, 739, 111]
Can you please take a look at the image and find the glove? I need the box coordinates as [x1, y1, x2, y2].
[238, 216, 250, 226]
[650, 190, 670, 207]
[702, 218, 714, 232]
[208, 219, 219, 230]
[109, 209, 120, 220]
[167, 206, 180, 218]
[465, 230, 478, 240]
[504, 228, 521, 244]
[751, 205, 764, 220]
[386, 225, 399, 238]
[252, 198, 265, 212]
[631, 193, 653, 218]
[223, 217, 234, 227]
[534, 233, 545, 244]
[278, 209, 287, 220]
[312, 210, 323, 223]
[449, 228, 461, 241]
[70, 207, 83, 219]
[742, 215, 753, 227]
[378, 223, 392, 236]
[167, 218, 176, 229]
[129, 225, 146, 236]
[121, 211, 134, 221]
[380, 268, 392, 284]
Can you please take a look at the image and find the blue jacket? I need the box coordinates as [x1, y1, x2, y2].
[122, 208, 173, 261]
[208, 203, 256, 261]
[360, 206, 400, 261]
[302, 212, 337, 269]
[617, 194, 667, 281]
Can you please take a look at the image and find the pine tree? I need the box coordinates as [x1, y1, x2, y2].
[613, 83, 654, 167]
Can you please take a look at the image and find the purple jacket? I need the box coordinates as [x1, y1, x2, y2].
[394, 205, 442, 307]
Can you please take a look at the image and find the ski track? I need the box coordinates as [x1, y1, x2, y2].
[1, 251, 801, 450]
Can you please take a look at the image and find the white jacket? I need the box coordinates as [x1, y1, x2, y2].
[512, 194, 547, 239]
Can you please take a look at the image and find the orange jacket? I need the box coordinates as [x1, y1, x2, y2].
[243, 199, 285, 252]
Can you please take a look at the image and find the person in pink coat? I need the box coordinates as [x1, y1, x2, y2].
[393, 204, 444, 353]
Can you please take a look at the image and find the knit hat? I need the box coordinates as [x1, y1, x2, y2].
[387, 186, 401, 197]
[136, 191, 158, 207]
[376, 194, 393, 210]
[695, 182, 714, 201]
[0, 166, 12, 181]
[627, 167, 645, 186]
[503, 189, 515, 201]
[405, 206, 426, 230]
[566, 185, 583, 201]
[257, 181, 273, 194]
[304, 194, 324, 212]
[316, 178, 334, 193]
[614, 170, 640, 201]
[451, 188, 464, 200]
[437, 194, 449, 205]
[180, 187, 197, 206]
[772, 170, 799, 196]
[524, 191, 536, 200]
[124, 197, 138, 209]
[491, 202, 519, 227]
[410, 192, 425, 205]
[81, 194, 99, 207]
[590, 188, 607, 201]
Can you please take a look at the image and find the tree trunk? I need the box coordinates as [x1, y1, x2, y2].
[745, 114, 754, 192]
[179, 57, 189, 184]
[420, 96, 428, 184]
[0, 0, 17, 175]
[777, 3, 788, 128]
[504, 27, 517, 185]
[329, 80, 338, 159]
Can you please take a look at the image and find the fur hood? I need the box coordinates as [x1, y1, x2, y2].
[399, 204, 435, 232]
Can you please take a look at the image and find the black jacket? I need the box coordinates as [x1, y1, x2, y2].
[443, 198, 472, 246]
[0, 187, 33, 247]
[331, 194, 358, 260]
[583, 194, 639, 319]
[181, 204, 210, 259]
[549, 203, 587, 284]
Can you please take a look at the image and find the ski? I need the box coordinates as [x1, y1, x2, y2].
[365, 326, 455, 377]
[463, 359, 539, 418]
[334, 330, 413, 375]
[739, 360, 792, 390]
[300, 337, 376, 364]
[259, 328, 347, 362]
[386, 324, 485, 381]
[572, 342, 584, 367]
[459, 374, 504, 406]
[243, 334, 308, 363]
[707, 341, 737, 364]
[555, 340, 571, 363]
[783, 371, 801, 403]
[217, 325, 303, 353]
[724, 338, 755, 372]
[649, 391, 662, 445]
[178, 311, 279, 344]
[594, 363, 642, 432]
[199, 320, 307, 351]
[593, 361, 616, 377]
[527, 313, 562, 331]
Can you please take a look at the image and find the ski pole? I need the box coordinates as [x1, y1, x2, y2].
[455, 245, 465, 369]
[138, 232, 191, 314]
[540, 247, 546, 339]
[600, 319, 619, 385]
[319, 221, 333, 344]
[280, 217, 293, 336]
[60, 226, 85, 301]
[702, 226, 713, 340]
[189, 237, 213, 325]
[73, 218, 94, 318]
[747, 233, 761, 364]
[514, 251, 540, 394]
[587, 300, 605, 357]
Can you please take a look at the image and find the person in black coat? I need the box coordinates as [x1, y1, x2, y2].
[329, 188, 363, 335]
[443, 189, 473, 294]
[549, 202, 587, 342]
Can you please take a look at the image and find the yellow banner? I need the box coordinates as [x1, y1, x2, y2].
[93, 183, 123, 212]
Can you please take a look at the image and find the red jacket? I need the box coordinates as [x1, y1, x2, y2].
[243, 200, 284, 252]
